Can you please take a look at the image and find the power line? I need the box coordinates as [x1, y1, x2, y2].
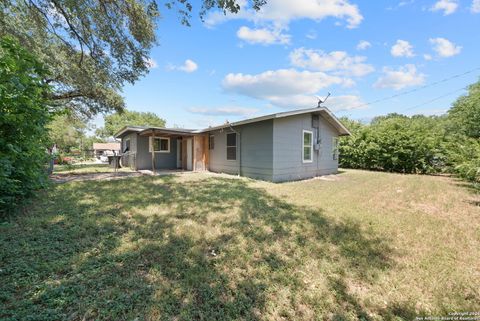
[400, 86, 467, 113]
[345, 66, 480, 110]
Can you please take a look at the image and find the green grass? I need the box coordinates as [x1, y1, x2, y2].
[1, 170, 479, 320]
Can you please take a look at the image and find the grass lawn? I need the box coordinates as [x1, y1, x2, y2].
[1, 169, 479, 320]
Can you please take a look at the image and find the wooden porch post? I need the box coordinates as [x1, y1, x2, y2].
[151, 129, 156, 175]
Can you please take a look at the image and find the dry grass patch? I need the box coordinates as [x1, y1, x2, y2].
[0, 169, 479, 320]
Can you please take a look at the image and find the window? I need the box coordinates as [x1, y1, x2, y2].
[302, 130, 313, 163]
[332, 137, 339, 160]
[149, 137, 170, 153]
[209, 135, 215, 150]
[123, 139, 130, 153]
[226, 133, 237, 160]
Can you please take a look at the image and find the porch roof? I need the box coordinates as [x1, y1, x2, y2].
[137, 127, 197, 137]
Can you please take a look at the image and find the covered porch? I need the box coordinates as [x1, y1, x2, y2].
[134, 128, 209, 173]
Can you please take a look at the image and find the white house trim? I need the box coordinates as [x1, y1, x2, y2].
[149, 136, 170, 153]
[302, 130, 313, 163]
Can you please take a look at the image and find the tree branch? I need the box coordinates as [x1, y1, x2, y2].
[25, 0, 76, 53]
[49, 91, 84, 100]
[50, 0, 92, 66]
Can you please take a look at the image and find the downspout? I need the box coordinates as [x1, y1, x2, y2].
[228, 124, 241, 176]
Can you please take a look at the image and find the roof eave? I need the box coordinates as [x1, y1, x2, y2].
[199, 107, 351, 136]
[114, 126, 144, 139]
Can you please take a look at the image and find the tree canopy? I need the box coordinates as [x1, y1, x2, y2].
[0, 0, 265, 118]
[97, 110, 166, 138]
[47, 114, 88, 153]
[448, 81, 480, 139]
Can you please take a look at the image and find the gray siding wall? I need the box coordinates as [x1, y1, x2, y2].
[135, 135, 177, 170]
[122, 132, 137, 154]
[208, 120, 274, 181]
[272, 113, 339, 182]
[121, 133, 138, 169]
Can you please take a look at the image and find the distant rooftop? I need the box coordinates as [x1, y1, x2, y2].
[93, 142, 120, 150]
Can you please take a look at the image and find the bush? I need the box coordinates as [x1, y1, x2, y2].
[445, 137, 480, 183]
[339, 114, 447, 174]
[0, 37, 51, 216]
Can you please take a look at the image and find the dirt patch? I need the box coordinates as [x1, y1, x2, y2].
[50, 171, 146, 183]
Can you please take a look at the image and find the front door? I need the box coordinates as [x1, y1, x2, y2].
[186, 138, 193, 171]
[176, 139, 182, 169]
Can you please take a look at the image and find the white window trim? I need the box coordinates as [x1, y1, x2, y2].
[332, 137, 339, 160]
[226, 132, 237, 161]
[302, 130, 313, 163]
[149, 136, 170, 153]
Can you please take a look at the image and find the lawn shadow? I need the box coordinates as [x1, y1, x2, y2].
[452, 178, 480, 208]
[1, 174, 400, 320]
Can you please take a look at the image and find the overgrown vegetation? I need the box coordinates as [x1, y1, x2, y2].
[0, 37, 51, 216]
[339, 80, 480, 184]
[1, 170, 478, 320]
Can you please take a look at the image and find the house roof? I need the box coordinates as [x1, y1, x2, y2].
[114, 126, 148, 138]
[93, 142, 121, 151]
[198, 107, 351, 136]
[114, 107, 350, 138]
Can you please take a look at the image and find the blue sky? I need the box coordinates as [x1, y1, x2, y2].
[94, 0, 480, 130]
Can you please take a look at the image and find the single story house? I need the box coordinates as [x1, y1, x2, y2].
[114, 107, 350, 182]
[92, 142, 121, 158]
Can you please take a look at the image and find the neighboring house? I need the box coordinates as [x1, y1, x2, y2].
[114, 107, 350, 182]
[92, 142, 121, 159]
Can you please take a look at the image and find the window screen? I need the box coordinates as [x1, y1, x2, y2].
[209, 135, 214, 150]
[332, 137, 339, 160]
[226, 133, 236, 160]
[303, 131, 313, 162]
[151, 137, 170, 152]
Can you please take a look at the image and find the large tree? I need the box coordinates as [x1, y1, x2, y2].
[47, 114, 88, 153]
[0, 0, 266, 117]
[97, 110, 166, 138]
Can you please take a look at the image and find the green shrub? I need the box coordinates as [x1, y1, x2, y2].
[339, 114, 447, 174]
[0, 37, 51, 216]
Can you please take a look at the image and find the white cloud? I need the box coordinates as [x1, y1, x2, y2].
[327, 95, 367, 111]
[390, 40, 415, 57]
[472, 0, 480, 12]
[289, 48, 374, 77]
[205, 0, 363, 29]
[387, 0, 415, 10]
[262, 94, 366, 111]
[356, 40, 371, 50]
[237, 26, 290, 45]
[429, 37, 462, 57]
[144, 57, 158, 69]
[188, 106, 259, 116]
[306, 30, 317, 39]
[223, 69, 345, 98]
[423, 54, 433, 60]
[374, 64, 426, 90]
[222, 68, 355, 108]
[430, 0, 458, 15]
[167, 59, 198, 73]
